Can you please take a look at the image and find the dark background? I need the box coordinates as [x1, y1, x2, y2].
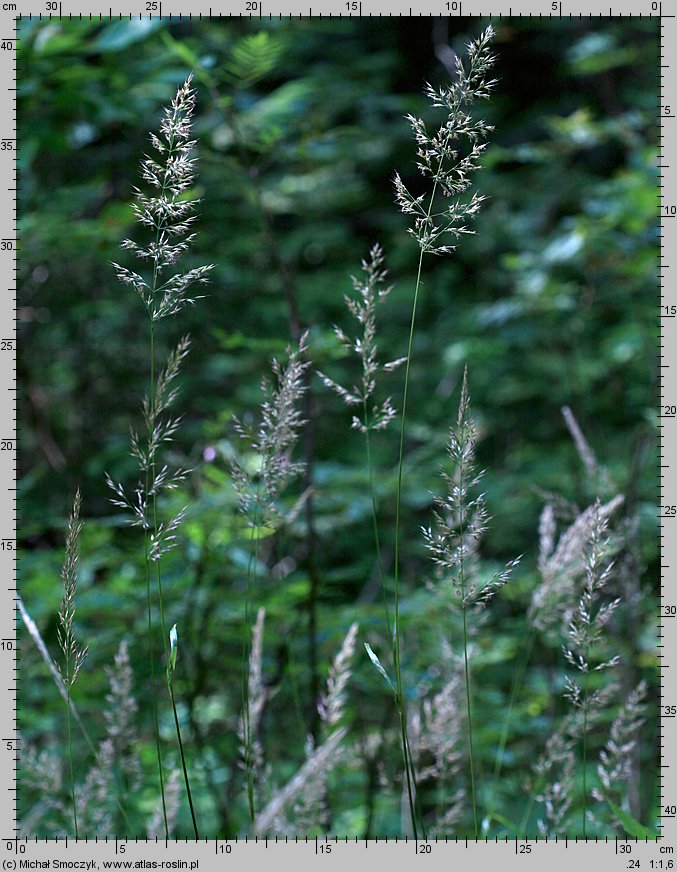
[18, 16, 659, 838]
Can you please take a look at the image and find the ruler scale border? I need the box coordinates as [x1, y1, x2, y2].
[5, 6, 670, 869]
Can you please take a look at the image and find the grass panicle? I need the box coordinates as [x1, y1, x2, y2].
[593, 680, 648, 827]
[253, 727, 347, 836]
[423, 369, 519, 835]
[561, 501, 621, 837]
[111, 75, 213, 322]
[532, 720, 577, 838]
[529, 494, 624, 635]
[147, 769, 182, 839]
[232, 335, 310, 823]
[108, 76, 211, 840]
[410, 666, 465, 836]
[103, 641, 141, 795]
[253, 623, 357, 836]
[318, 243, 405, 435]
[318, 245, 403, 637]
[19, 744, 64, 838]
[319, 622, 359, 730]
[394, 25, 497, 256]
[54, 490, 88, 839]
[237, 607, 270, 818]
[232, 332, 310, 529]
[55, 490, 88, 690]
[390, 26, 497, 838]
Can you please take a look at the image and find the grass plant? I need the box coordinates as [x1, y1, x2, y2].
[107, 75, 213, 839]
[389, 25, 498, 837]
[19, 25, 656, 840]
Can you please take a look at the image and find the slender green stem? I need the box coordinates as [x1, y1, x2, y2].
[392, 173, 443, 839]
[142, 116, 200, 836]
[492, 631, 535, 784]
[462, 605, 479, 837]
[363, 402, 391, 636]
[155, 554, 200, 838]
[145, 320, 169, 840]
[456, 398, 478, 837]
[518, 774, 541, 839]
[487, 630, 536, 833]
[391, 246, 425, 841]
[66, 688, 78, 839]
[397, 705, 417, 838]
[581, 668, 589, 839]
[242, 495, 262, 824]
[366, 399, 418, 837]
[153, 522, 200, 837]
[168, 681, 200, 838]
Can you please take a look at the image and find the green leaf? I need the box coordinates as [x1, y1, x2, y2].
[608, 801, 659, 839]
[364, 642, 395, 694]
[482, 812, 519, 836]
[168, 624, 178, 678]
[92, 19, 165, 53]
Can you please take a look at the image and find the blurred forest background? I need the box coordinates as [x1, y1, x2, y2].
[18, 16, 659, 838]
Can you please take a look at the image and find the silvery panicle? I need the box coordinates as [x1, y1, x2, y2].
[238, 608, 270, 811]
[593, 680, 648, 821]
[107, 77, 208, 840]
[232, 333, 310, 529]
[253, 727, 346, 837]
[394, 25, 497, 256]
[558, 501, 622, 838]
[112, 75, 213, 322]
[421, 369, 518, 838]
[253, 623, 358, 836]
[77, 640, 141, 837]
[532, 721, 576, 838]
[422, 369, 520, 610]
[318, 244, 405, 433]
[54, 489, 88, 839]
[410, 666, 465, 836]
[105, 337, 191, 561]
[529, 494, 624, 635]
[318, 621, 359, 730]
[55, 489, 88, 690]
[146, 769, 181, 839]
[562, 501, 621, 708]
[106, 76, 212, 558]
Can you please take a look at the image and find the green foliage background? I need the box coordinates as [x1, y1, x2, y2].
[18, 16, 659, 837]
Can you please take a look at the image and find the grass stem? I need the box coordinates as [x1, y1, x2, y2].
[66, 685, 78, 838]
[462, 604, 479, 838]
[363, 402, 391, 635]
[392, 244, 426, 840]
[581, 667, 589, 838]
[146, 317, 169, 840]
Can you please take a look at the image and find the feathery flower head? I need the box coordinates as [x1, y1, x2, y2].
[422, 369, 519, 608]
[395, 25, 497, 255]
[232, 333, 310, 527]
[112, 75, 213, 321]
[55, 490, 88, 689]
[318, 244, 405, 433]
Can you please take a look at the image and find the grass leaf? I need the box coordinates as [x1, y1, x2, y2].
[169, 624, 178, 677]
[608, 802, 659, 840]
[364, 642, 395, 693]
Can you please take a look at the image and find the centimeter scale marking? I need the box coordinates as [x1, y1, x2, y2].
[660, 5, 674, 860]
[2, 4, 672, 868]
[6, 5, 17, 845]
